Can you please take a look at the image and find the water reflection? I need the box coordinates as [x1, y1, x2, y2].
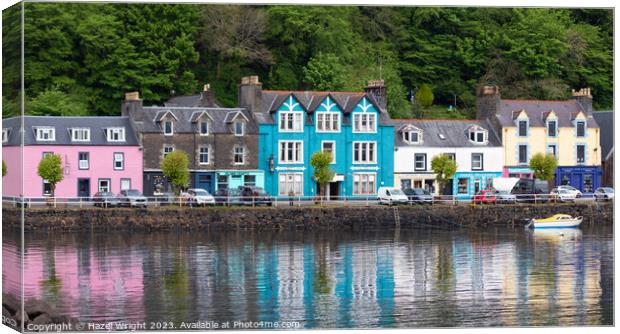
[2, 226, 613, 328]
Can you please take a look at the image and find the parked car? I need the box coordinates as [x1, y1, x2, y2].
[118, 189, 148, 208]
[511, 178, 549, 203]
[403, 188, 433, 204]
[494, 190, 516, 204]
[214, 188, 244, 206]
[155, 192, 176, 205]
[594, 187, 614, 201]
[557, 185, 583, 198]
[182, 188, 216, 207]
[377, 187, 409, 205]
[92, 192, 120, 208]
[550, 188, 577, 202]
[473, 189, 497, 204]
[239, 186, 272, 206]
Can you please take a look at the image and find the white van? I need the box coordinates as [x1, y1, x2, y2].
[377, 187, 409, 205]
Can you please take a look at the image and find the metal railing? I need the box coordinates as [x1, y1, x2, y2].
[1, 192, 605, 209]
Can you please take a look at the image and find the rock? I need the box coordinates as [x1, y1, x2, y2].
[3, 305, 11, 318]
[25, 299, 54, 318]
[2, 293, 20, 314]
[31, 312, 52, 325]
[15, 308, 30, 324]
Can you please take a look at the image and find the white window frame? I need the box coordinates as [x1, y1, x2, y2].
[199, 120, 209, 136]
[120, 179, 132, 191]
[353, 172, 376, 195]
[352, 113, 377, 133]
[471, 153, 483, 171]
[233, 145, 245, 165]
[414, 153, 426, 171]
[34, 127, 56, 141]
[278, 172, 303, 196]
[2, 128, 9, 143]
[163, 120, 174, 136]
[163, 145, 174, 159]
[403, 130, 421, 144]
[279, 111, 304, 132]
[278, 140, 304, 164]
[234, 121, 245, 136]
[70, 128, 91, 142]
[316, 112, 340, 132]
[105, 127, 126, 142]
[321, 141, 336, 164]
[78, 152, 89, 170]
[113, 152, 124, 170]
[352, 141, 377, 164]
[198, 145, 210, 165]
[98, 179, 111, 193]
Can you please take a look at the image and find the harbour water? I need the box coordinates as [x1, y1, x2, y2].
[2, 225, 613, 328]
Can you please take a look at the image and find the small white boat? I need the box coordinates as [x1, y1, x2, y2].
[528, 214, 583, 228]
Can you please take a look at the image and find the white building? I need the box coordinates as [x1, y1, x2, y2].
[390, 119, 504, 196]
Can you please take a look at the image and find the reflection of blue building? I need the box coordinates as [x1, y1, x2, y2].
[238, 76, 394, 198]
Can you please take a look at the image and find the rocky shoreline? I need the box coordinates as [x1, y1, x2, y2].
[1, 202, 613, 231]
[2, 294, 80, 331]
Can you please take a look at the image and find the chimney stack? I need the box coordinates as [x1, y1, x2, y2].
[364, 79, 387, 110]
[238, 76, 263, 113]
[476, 85, 501, 120]
[121, 91, 143, 122]
[571, 88, 593, 113]
[199, 83, 219, 107]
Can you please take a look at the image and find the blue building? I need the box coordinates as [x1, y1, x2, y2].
[238, 76, 394, 198]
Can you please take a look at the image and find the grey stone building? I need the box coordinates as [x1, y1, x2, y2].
[121, 87, 263, 196]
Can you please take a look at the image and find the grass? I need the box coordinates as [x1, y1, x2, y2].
[415, 104, 474, 119]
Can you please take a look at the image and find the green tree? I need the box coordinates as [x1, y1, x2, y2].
[529, 153, 558, 181]
[160, 150, 190, 194]
[431, 155, 457, 195]
[37, 154, 64, 197]
[27, 87, 89, 116]
[2, 160, 6, 177]
[303, 52, 348, 91]
[415, 84, 434, 108]
[310, 151, 335, 198]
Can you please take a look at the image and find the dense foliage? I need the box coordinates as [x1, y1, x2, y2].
[310, 151, 336, 197]
[160, 150, 190, 194]
[37, 154, 64, 196]
[2, 4, 613, 118]
[529, 153, 558, 181]
[431, 154, 458, 192]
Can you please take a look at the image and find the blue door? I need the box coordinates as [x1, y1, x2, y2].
[195, 173, 214, 193]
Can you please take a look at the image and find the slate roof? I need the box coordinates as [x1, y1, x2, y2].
[254, 90, 391, 125]
[165, 94, 222, 108]
[592, 111, 614, 160]
[387, 119, 502, 148]
[135, 107, 258, 134]
[1, 116, 139, 146]
[496, 99, 599, 128]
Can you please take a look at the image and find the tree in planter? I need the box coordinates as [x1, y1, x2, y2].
[161, 150, 190, 195]
[431, 154, 457, 195]
[310, 151, 335, 199]
[37, 154, 64, 197]
[529, 152, 558, 186]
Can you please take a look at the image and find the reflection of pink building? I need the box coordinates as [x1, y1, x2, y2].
[2, 116, 142, 197]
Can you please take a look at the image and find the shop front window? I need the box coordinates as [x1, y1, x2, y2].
[400, 179, 411, 190]
[583, 173, 593, 193]
[217, 175, 229, 189]
[458, 178, 469, 194]
[561, 175, 570, 186]
[474, 178, 481, 193]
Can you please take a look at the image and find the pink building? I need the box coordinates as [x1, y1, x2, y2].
[2, 116, 143, 198]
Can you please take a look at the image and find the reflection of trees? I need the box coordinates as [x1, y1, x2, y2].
[162, 250, 191, 321]
[435, 245, 454, 294]
[40, 239, 62, 298]
[313, 243, 331, 295]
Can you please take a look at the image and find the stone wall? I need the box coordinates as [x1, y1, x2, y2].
[2, 202, 612, 232]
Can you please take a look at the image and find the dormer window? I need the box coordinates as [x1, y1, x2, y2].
[400, 125, 422, 145]
[518, 120, 528, 137]
[547, 120, 557, 137]
[468, 126, 488, 144]
[164, 120, 174, 136]
[105, 127, 125, 142]
[576, 121, 586, 137]
[234, 121, 245, 136]
[35, 127, 55, 141]
[199, 120, 209, 136]
[70, 128, 90, 142]
[2, 128, 9, 143]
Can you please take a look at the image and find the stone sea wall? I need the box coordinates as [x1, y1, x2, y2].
[1, 202, 612, 231]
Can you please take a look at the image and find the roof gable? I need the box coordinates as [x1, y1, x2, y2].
[315, 96, 343, 113]
[352, 96, 377, 113]
[276, 95, 306, 113]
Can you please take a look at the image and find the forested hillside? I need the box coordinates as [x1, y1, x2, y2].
[2, 3, 613, 118]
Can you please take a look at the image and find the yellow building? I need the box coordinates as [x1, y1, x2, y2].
[477, 87, 602, 193]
